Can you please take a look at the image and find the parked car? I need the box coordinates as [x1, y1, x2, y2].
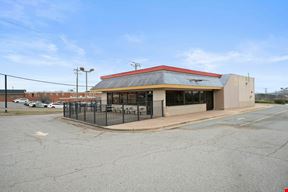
[24, 100, 31, 106]
[13, 98, 29, 103]
[48, 102, 63, 109]
[29, 101, 48, 108]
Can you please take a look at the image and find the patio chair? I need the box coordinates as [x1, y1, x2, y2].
[139, 107, 146, 115]
[128, 106, 136, 114]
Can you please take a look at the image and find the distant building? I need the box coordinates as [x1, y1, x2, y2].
[0, 89, 26, 102]
[25, 92, 100, 103]
[91, 65, 255, 116]
[0, 90, 100, 103]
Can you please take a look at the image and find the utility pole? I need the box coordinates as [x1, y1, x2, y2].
[4, 75, 7, 113]
[131, 62, 141, 70]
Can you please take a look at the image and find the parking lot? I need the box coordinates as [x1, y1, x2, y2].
[0, 105, 288, 192]
[0, 102, 62, 116]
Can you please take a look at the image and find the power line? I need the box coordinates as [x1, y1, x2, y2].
[0, 73, 94, 88]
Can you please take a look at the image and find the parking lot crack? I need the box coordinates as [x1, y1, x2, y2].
[266, 139, 288, 157]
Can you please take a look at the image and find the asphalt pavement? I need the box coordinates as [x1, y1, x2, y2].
[0, 102, 28, 109]
[0, 105, 288, 192]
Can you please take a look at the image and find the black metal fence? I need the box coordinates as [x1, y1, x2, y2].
[63, 100, 164, 126]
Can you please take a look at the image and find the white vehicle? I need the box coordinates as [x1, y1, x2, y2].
[13, 98, 29, 103]
[29, 101, 48, 108]
[48, 102, 63, 109]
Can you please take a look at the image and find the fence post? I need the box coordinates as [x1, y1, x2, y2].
[137, 103, 140, 121]
[161, 100, 164, 117]
[84, 103, 86, 121]
[93, 102, 96, 124]
[63, 103, 66, 117]
[68, 103, 71, 118]
[122, 104, 125, 123]
[100, 100, 102, 112]
[150, 101, 153, 119]
[75, 102, 78, 120]
[105, 105, 108, 126]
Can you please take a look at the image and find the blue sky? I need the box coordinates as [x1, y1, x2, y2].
[0, 0, 288, 93]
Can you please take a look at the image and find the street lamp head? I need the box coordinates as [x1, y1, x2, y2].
[89, 68, 94, 72]
[79, 67, 85, 71]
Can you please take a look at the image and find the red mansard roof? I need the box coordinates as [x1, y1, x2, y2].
[100, 65, 222, 80]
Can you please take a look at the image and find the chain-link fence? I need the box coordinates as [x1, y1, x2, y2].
[63, 100, 164, 126]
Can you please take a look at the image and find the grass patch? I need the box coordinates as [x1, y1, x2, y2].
[255, 99, 288, 104]
[0, 108, 62, 116]
[255, 100, 275, 104]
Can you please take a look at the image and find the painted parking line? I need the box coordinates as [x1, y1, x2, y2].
[239, 110, 288, 127]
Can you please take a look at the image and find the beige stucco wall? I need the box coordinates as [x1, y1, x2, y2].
[153, 89, 166, 117]
[101, 92, 107, 104]
[220, 74, 255, 109]
[214, 89, 224, 110]
[165, 104, 206, 116]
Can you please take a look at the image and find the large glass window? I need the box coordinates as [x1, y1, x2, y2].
[137, 92, 146, 105]
[112, 93, 120, 104]
[199, 91, 205, 103]
[166, 91, 184, 106]
[127, 92, 137, 104]
[120, 93, 127, 104]
[192, 91, 200, 104]
[107, 91, 151, 105]
[185, 91, 193, 104]
[166, 90, 211, 106]
[107, 93, 113, 104]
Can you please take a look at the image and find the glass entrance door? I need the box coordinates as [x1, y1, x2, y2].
[206, 91, 214, 110]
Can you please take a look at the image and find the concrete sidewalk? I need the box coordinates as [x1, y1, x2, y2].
[106, 104, 273, 131]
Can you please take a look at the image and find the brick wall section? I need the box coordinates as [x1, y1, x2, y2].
[0, 92, 100, 102]
[0, 93, 26, 102]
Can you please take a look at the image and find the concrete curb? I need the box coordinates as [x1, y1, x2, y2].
[61, 105, 274, 132]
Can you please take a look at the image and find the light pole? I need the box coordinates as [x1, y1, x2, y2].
[80, 67, 94, 92]
[130, 61, 141, 70]
[73, 67, 83, 98]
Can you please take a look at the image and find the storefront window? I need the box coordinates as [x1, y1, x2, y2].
[112, 93, 120, 104]
[120, 93, 127, 104]
[199, 91, 205, 103]
[107, 93, 113, 104]
[107, 91, 151, 105]
[166, 90, 210, 106]
[137, 92, 146, 105]
[128, 92, 137, 104]
[166, 91, 184, 106]
[192, 91, 200, 104]
[185, 91, 193, 104]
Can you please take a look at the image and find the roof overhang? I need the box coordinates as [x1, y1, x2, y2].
[91, 84, 222, 92]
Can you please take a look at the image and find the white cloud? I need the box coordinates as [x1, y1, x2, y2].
[4, 53, 70, 67]
[181, 49, 242, 70]
[60, 35, 86, 56]
[123, 34, 143, 43]
[269, 55, 288, 62]
[0, 0, 80, 30]
[0, 36, 87, 68]
[180, 39, 288, 71]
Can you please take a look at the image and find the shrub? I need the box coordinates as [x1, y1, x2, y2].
[274, 99, 286, 104]
[255, 100, 274, 104]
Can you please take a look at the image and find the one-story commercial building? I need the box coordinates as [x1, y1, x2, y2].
[91, 65, 255, 117]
